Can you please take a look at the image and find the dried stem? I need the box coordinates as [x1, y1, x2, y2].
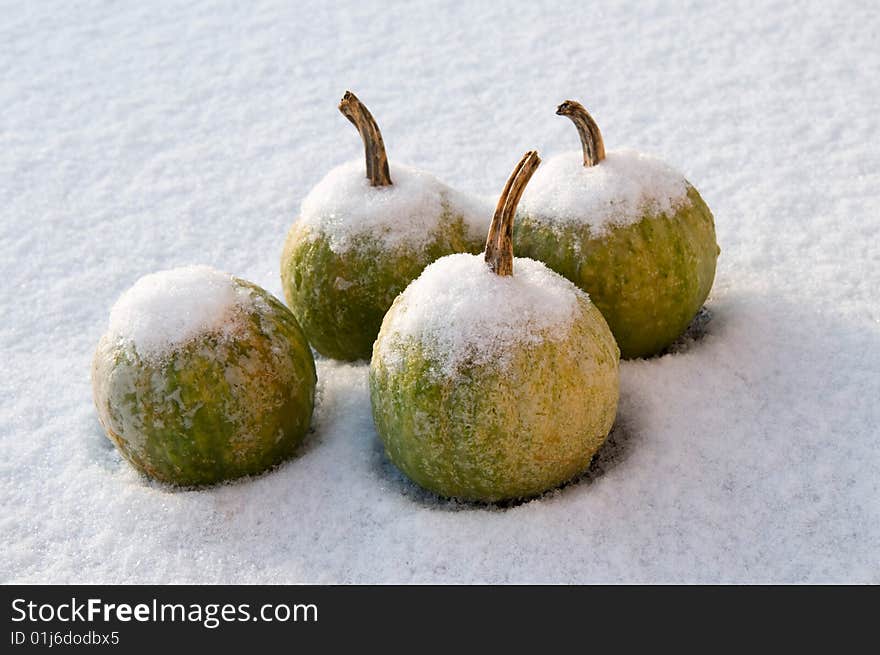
[484, 150, 541, 276]
[557, 100, 605, 167]
[338, 91, 392, 186]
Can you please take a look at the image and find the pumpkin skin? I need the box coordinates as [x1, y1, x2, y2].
[281, 208, 483, 362]
[92, 279, 316, 486]
[369, 262, 619, 503]
[515, 185, 719, 359]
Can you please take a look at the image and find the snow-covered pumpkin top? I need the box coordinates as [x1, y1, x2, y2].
[295, 91, 488, 253]
[519, 100, 692, 237]
[374, 150, 607, 379]
[105, 265, 258, 363]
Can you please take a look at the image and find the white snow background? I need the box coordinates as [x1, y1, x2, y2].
[2, 0, 878, 583]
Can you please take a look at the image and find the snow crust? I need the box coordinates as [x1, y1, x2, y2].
[519, 150, 691, 236]
[106, 265, 251, 361]
[375, 253, 582, 377]
[298, 160, 489, 251]
[2, 1, 879, 584]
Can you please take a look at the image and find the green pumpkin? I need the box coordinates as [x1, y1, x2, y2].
[280, 92, 486, 362]
[92, 268, 316, 486]
[371, 287, 619, 502]
[370, 152, 620, 502]
[515, 101, 719, 359]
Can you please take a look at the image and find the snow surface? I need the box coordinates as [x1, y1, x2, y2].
[519, 150, 691, 235]
[298, 160, 489, 252]
[106, 265, 251, 361]
[375, 253, 583, 378]
[2, 0, 879, 583]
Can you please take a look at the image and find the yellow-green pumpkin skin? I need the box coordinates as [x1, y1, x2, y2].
[515, 186, 719, 359]
[281, 210, 484, 362]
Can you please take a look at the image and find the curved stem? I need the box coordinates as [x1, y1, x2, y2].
[556, 100, 605, 167]
[338, 91, 392, 186]
[484, 150, 541, 276]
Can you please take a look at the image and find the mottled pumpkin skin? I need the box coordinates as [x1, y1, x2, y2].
[370, 297, 619, 502]
[281, 209, 484, 362]
[515, 186, 719, 359]
[92, 280, 316, 486]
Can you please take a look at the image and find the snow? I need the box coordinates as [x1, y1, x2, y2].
[299, 160, 490, 252]
[375, 253, 582, 378]
[2, 0, 879, 583]
[519, 150, 691, 235]
[106, 265, 251, 361]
